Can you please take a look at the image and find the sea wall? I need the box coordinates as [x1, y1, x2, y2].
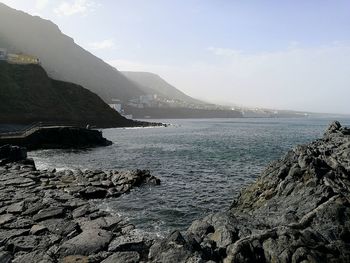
[0, 127, 112, 150]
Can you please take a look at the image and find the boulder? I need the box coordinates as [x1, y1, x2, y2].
[58, 228, 113, 256]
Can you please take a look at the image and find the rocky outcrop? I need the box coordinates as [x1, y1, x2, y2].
[0, 145, 27, 165]
[0, 155, 160, 262]
[150, 121, 350, 262]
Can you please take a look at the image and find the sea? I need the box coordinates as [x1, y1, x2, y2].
[29, 117, 350, 236]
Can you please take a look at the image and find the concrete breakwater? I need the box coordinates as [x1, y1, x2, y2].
[0, 126, 113, 150]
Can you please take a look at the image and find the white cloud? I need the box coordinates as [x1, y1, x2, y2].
[54, 0, 95, 16]
[88, 39, 116, 50]
[35, 0, 49, 10]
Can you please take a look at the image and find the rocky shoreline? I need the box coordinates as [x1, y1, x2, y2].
[0, 121, 350, 262]
[149, 121, 350, 263]
[0, 146, 160, 263]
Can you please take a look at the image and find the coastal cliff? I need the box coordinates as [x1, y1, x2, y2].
[0, 61, 145, 128]
[0, 122, 349, 262]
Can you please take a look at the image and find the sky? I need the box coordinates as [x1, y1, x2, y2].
[1, 0, 350, 114]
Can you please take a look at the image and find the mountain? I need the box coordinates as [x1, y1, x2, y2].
[0, 3, 144, 104]
[0, 61, 138, 128]
[122, 71, 204, 105]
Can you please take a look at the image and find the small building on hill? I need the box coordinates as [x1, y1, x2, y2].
[7, 53, 40, 64]
[0, 48, 7, 60]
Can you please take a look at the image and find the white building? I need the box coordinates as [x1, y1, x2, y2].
[0, 48, 7, 60]
[108, 103, 122, 113]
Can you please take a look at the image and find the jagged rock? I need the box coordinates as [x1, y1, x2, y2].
[40, 219, 80, 238]
[108, 231, 145, 252]
[7, 201, 25, 214]
[101, 251, 140, 263]
[3, 218, 33, 229]
[33, 207, 65, 221]
[6, 235, 39, 252]
[30, 225, 47, 235]
[12, 251, 46, 263]
[0, 229, 29, 246]
[0, 214, 15, 225]
[0, 251, 12, 263]
[148, 231, 196, 263]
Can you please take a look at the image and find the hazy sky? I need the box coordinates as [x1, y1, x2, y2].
[2, 0, 350, 113]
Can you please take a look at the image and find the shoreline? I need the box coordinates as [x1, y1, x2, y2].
[0, 121, 349, 262]
[0, 147, 161, 262]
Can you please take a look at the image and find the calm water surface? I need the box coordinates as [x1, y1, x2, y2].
[29, 118, 350, 236]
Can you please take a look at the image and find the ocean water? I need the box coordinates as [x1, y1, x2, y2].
[29, 118, 350, 236]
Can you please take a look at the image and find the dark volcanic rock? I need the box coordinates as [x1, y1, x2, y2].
[151, 121, 350, 262]
[1, 122, 349, 262]
[33, 207, 65, 222]
[0, 145, 27, 165]
[101, 251, 140, 263]
[0, 151, 160, 263]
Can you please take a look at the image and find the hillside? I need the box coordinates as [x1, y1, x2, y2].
[122, 71, 204, 105]
[0, 61, 138, 128]
[0, 3, 144, 104]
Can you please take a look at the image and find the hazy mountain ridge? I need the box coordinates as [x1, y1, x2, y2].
[122, 71, 204, 105]
[0, 3, 144, 104]
[0, 61, 137, 127]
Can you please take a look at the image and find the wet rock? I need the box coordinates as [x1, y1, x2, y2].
[79, 186, 107, 199]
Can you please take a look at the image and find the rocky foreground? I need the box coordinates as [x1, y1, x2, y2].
[0, 121, 350, 263]
[0, 145, 160, 263]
